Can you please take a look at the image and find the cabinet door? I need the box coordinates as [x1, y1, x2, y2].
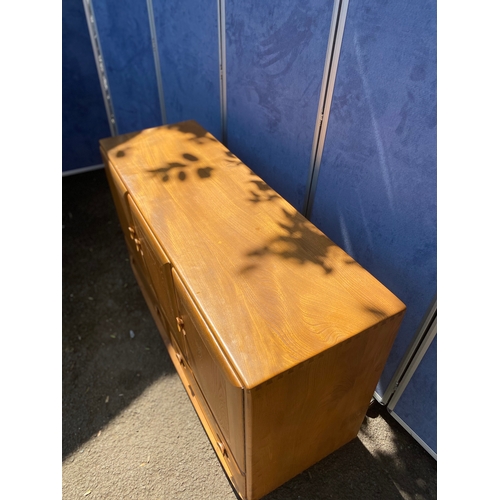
[127, 195, 178, 337]
[104, 161, 152, 288]
[172, 269, 245, 473]
[104, 161, 134, 250]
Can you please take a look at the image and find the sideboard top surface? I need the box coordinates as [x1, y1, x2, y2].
[100, 120, 406, 389]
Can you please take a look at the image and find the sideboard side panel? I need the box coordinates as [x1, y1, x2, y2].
[245, 310, 405, 499]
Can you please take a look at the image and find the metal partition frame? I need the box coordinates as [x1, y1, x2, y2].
[146, 0, 167, 125]
[387, 317, 437, 460]
[303, 0, 350, 217]
[387, 315, 437, 412]
[372, 299, 437, 459]
[377, 298, 437, 404]
[217, 0, 227, 145]
[225, 0, 336, 211]
[82, 0, 117, 137]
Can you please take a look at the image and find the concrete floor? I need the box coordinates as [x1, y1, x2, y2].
[62, 168, 437, 499]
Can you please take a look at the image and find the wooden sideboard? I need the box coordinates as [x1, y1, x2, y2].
[100, 120, 406, 500]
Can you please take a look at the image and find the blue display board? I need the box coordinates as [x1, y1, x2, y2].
[225, 0, 334, 211]
[153, 0, 221, 141]
[309, 0, 437, 396]
[392, 335, 437, 455]
[92, 0, 162, 134]
[62, 0, 110, 172]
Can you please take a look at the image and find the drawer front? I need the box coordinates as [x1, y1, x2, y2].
[127, 195, 178, 336]
[172, 269, 245, 473]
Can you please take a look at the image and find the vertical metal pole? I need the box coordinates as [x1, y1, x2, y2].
[387, 317, 437, 412]
[303, 0, 350, 218]
[82, 0, 118, 136]
[217, 0, 228, 145]
[382, 297, 437, 405]
[146, 0, 167, 125]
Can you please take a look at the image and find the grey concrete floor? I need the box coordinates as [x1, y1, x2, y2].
[62, 168, 437, 499]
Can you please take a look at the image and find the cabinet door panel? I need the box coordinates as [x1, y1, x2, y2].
[183, 358, 246, 488]
[104, 160, 152, 289]
[127, 194, 178, 335]
[166, 331, 246, 496]
[104, 160, 134, 249]
[172, 269, 245, 472]
[129, 255, 171, 349]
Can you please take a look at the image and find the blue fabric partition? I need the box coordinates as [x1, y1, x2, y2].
[225, 0, 334, 211]
[92, 0, 162, 134]
[153, 0, 221, 141]
[393, 335, 437, 455]
[62, 0, 110, 172]
[309, 0, 436, 395]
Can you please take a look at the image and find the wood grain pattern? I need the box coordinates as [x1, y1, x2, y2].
[101, 120, 406, 500]
[100, 121, 406, 390]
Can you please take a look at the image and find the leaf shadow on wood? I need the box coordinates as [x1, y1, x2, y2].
[240, 207, 337, 275]
[158, 122, 341, 276]
[105, 121, 386, 286]
[170, 120, 220, 144]
[146, 153, 215, 183]
[145, 122, 219, 183]
[217, 145, 341, 275]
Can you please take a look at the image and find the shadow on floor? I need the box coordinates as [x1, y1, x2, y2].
[62, 168, 177, 459]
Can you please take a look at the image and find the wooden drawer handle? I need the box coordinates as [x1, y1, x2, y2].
[217, 440, 228, 457]
[175, 352, 185, 367]
[176, 316, 184, 332]
[134, 238, 143, 255]
[128, 226, 136, 239]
